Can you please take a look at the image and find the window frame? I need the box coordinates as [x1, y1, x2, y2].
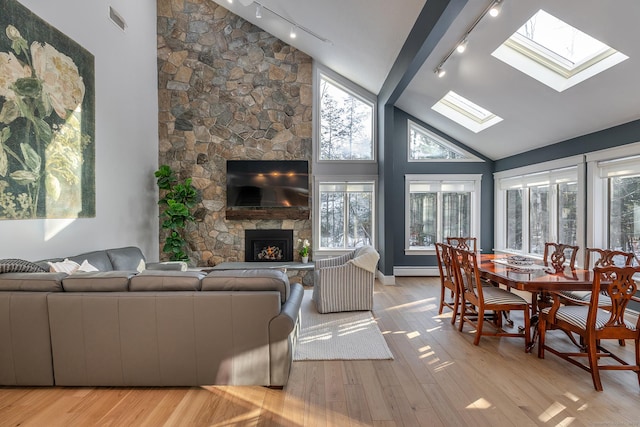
[494, 156, 585, 259]
[404, 173, 482, 256]
[314, 64, 377, 164]
[314, 175, 377, 257]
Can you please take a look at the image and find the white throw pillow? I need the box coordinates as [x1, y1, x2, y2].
[48, 258, 80, 274]
[77, 259, 99, 272]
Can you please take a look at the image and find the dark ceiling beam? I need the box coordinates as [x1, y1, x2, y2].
[378, 0, 469, 106]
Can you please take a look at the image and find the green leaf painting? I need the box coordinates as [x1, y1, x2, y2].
[0, 0, 95, 219]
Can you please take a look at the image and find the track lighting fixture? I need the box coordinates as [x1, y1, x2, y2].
[234, 1, 331, 43]
[433, 0, 506, 78]
[489, 0, 503, 17]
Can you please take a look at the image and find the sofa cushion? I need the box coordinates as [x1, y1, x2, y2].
[129, 270, 205, 291]
[0, 258, 47, 273]
[107, 247, 147, 272]
[67, 251, 113, 271]
[202, 269, 290, 303]
[62, 271, 137, 292]
[0, 272, 66, 291]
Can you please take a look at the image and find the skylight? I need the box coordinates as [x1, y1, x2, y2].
[431, 91, 502, 133]
[492, 9, 628, 92]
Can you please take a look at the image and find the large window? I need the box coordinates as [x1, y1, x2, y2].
[317, 180, 375, 250]
[317, 74, 375, 161]
[408, 120, 481, 162]
[405, 174, 481, 253]
[313, 65, 378, 255]
[589, 148, 640, 256]
[609, 175, 640, 251]
[495, 160, 582, 257]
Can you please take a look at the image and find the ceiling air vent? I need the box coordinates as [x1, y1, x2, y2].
[109, 6, 127, 32]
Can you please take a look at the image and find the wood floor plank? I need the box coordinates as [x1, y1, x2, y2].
[1, 277, 639, 426]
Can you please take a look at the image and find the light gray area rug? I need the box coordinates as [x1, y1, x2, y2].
[294, 290, 394, 361]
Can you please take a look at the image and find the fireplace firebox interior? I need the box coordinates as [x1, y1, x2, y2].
[245, 229, 294, 262]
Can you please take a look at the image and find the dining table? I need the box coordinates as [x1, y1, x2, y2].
[477, 253, 595, 352]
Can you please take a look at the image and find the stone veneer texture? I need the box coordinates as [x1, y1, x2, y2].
[157, 0, 313, 268]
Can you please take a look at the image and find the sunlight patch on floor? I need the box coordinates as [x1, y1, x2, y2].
[466, 397, 493, 409]
[539, 401, 567, 422]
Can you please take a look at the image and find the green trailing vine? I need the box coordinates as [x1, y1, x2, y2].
[155, 164, 198, 262]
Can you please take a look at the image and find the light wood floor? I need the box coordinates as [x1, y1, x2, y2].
[1, 277, 639, 426]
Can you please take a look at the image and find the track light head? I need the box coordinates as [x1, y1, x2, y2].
[255, 4, 262, 18]
[489, 0, 503, 17]
[435, 67, 446, 78]
[289, 26, 297, 39]
[456, 38, 468, 54]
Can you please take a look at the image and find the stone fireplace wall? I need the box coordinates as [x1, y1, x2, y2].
[157, 0, 312, 267]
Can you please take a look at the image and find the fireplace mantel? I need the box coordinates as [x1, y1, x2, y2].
[226, 208, 310, 220]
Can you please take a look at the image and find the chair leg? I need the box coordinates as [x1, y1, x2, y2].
[438, 285, 445, 315]
[635, 338, 640, 387]
[474, 308, 485, 346]
[450, 290, 460, 325]
[586, 336, 603, 391]
[537, 317, 546, 358]
[523, 307, 531, 352]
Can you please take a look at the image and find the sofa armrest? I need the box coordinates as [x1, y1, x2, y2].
[268, 282, 304, 386]
[145, 261, 188, 271]
[270, 282, 304, 342]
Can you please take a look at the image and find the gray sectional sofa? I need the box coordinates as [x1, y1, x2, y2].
[0, 247, 303, 387]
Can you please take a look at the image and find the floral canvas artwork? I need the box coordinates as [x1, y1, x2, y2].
[0, 0, 95, 220]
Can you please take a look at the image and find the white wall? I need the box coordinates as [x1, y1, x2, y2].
[0, 0, 160, 261]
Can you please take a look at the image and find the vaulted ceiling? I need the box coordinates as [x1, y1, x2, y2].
[212, 0, 640, 160]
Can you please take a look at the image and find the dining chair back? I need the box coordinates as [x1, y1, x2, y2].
[561, 248, 636, 305]
[435, 243, 460, 324]
[446, 237, 477, 252]
[538, 265, 640, 391]
[451, 247, 531, 350]
[543, 242, 579, 272]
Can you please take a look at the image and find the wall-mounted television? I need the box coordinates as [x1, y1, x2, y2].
[226, 160, 309, 208]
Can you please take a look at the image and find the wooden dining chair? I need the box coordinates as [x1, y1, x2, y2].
[451, 247, 531, 351]
[537, 265, 640, 391]
[560, 248, 636, 304]
[446, 237, 477, 252]
[543, 242, 579, 272]
[435, 243, 460, 324]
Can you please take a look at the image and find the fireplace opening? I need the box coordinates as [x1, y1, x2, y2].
[245, 229, 294, 262]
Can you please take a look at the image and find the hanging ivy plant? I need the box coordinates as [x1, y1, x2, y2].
[154, 164, 198, 262]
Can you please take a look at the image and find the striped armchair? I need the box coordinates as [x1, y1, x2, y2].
[312, 245, 380, 313]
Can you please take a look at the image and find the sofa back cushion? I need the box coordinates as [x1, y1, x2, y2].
[68, 251, 114, 271]
[107, 247, 146, 272]
[0, 272, 66, 292]
[129, 270, 204, 291]
[62, 271, 137, 292]
[202, 269, 290, 303]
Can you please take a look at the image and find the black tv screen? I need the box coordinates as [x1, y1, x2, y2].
[226, 160, 309, 208]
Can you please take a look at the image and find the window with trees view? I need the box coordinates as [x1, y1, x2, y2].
[496, 164, 580, 256]
[318, 181, 374, 249]
[408, 121, 481, 162]
[405, 175, 481, 252]
[318, 75, 374, 161]
[608, 175, 640, 251]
